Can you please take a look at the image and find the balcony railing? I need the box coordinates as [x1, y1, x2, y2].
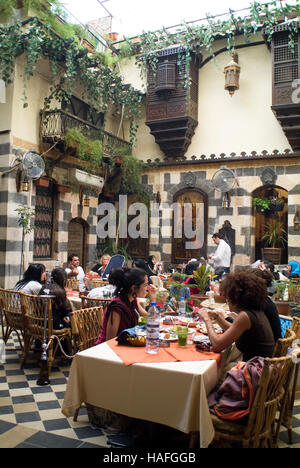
[41, 109, 131, 158]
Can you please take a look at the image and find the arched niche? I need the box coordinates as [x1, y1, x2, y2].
[68, 218, 89, 268]
[252, 185, 288, 264]
[172, 188, 208, 264]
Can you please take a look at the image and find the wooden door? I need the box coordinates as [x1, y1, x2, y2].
[68, 218, 88, 268]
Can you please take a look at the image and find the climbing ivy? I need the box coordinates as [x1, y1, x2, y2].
[0, 14, 144, 144]
[117, 1, 300, 89]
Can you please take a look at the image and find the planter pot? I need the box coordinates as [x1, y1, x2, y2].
[56, 184, 71, 193]
[108, 32, 118, 41]
[256, 205, 271, 215]
[269, 198, 285, 212]
[34, 177, 50, 188]
[82, 39, 95, 52]
[275, 301, 291, 316]
[261, 247, 282, 264]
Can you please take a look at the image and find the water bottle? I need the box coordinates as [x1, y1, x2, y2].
[146, 302, 160, 354]
[220, 270, 227, 282]
[178, 297, 186, 316]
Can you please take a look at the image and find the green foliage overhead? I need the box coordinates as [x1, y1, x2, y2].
[0, 11, 144, 143]
[64, 128, 103, 172]
[116, 1, 300, 88]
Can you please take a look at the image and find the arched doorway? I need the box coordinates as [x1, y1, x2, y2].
[172, 189, 207, 263]
[68, 218, 89, 268]
[253, 186, 288, 264]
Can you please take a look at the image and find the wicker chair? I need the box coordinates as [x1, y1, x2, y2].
[70, 306, 103, 421]
[80, 295, 111, 310]
[272, 327, 296, 358]
[210, 355, 293, 448]
[65, 278, 79, 291]
[276, 316, 300, 444]
[92, 279, 108, 289]
[0, 289, 25, 350]
[20, 292, 72, 372]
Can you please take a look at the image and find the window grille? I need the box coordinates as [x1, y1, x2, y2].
[33, 185, 54, 259]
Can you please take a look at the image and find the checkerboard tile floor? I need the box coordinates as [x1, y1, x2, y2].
[0, 331, 300, 448]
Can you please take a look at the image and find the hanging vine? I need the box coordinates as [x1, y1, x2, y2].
[117, 1, 300, 89]
[0, 15, 144, 144]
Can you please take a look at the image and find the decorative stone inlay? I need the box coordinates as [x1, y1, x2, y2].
[260, 167, 277, 186]
[183, 172, 197, 187]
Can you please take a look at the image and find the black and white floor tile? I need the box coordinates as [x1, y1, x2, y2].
[0, 331, 300, 448]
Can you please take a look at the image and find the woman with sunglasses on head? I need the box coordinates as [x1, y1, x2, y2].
[95, 267, 157, 344]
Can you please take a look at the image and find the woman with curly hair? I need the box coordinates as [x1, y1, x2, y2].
[198, 270, 275, 361]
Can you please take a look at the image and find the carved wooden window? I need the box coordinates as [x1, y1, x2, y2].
[155, 61, 176, 93]
[33, 185, 55, 259]
[273, 33, 298, 86]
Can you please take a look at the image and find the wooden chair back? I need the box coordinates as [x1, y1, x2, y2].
[70, 306, 103, 352]
[80, 295, 111, 310]
[212, 355, 293, 448]
[291, 316, 300, 338]
[0, 288, 25, 347]
[92, 279, 108, 288]
[245, 356, 293, 447]
[273, 327, 296, 357]
[20, 292, 71, 370]
[65, 278, 79, 291]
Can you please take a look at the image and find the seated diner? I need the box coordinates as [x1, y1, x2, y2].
[198, 269, 275, 361]
[14, 263, 46, 295]
[95, 267, 157, 344]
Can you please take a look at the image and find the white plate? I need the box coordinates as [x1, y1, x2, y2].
[159, 332, 177, 342]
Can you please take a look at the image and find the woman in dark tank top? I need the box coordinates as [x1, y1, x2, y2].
[198, 270, 275, 361]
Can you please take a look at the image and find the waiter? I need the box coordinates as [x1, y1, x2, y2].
[202, 233, 231, 279]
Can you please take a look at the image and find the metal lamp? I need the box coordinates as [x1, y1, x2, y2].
[224, 51, 240, 97]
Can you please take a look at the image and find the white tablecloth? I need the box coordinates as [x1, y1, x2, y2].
[62, 342, 218, 448]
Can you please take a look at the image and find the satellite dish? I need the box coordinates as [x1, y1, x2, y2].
[22, 150, 45, 180]
[211, 166, 237, 192]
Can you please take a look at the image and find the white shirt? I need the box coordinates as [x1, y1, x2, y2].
[211, 239, 231, 269]
[65, 266, 85, 290]
[16, 280, 42, 295]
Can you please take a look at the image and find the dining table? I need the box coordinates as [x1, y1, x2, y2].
[62, 338, 221, 448]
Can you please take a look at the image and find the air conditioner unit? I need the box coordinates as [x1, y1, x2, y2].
[70, 169, 104, 191]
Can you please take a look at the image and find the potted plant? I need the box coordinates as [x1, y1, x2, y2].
[192, 265, 216, 298]
[253, 196, 271, 213]
[261, 220, 287, 264]
[274, 280, 292, 316]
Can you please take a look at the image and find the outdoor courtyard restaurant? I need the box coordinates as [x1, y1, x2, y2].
[0, 0, 300, 451]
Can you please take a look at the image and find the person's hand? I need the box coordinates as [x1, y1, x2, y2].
[226, 311, 238, 320]
[208, 309, 226, 320]
[198, 308, 210, 322]
[63, 316, 70, 323]
[207, 254, 212, 259]
[148, 284, 157, 302]
[200, 257, 207, 263]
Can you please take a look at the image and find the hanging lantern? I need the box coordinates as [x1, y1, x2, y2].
[222, 192, 230, 209]
[21, 175, 29, 192]
[294, 210, 300, 231]
[224, 52, 240, 97]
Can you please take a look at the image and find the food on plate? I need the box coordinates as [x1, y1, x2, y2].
[196, 322, 223, 335]
[159, 332, 177, 341]
[127, 336, 146, 346]
[162, 315, 179, 325]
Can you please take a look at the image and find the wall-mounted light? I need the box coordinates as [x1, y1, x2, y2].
[224, 51, 240, 97]
[21, 175, 29, 192]
[222, 192, 230, 209]
[79, 187, 90, 207]
[83, 193, 90, 207]
[294, 210, 300, 231]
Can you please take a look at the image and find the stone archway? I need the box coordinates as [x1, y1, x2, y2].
[68, 218, 89, 268]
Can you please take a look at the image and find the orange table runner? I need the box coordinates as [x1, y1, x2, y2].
[106, 338, 221, 366]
